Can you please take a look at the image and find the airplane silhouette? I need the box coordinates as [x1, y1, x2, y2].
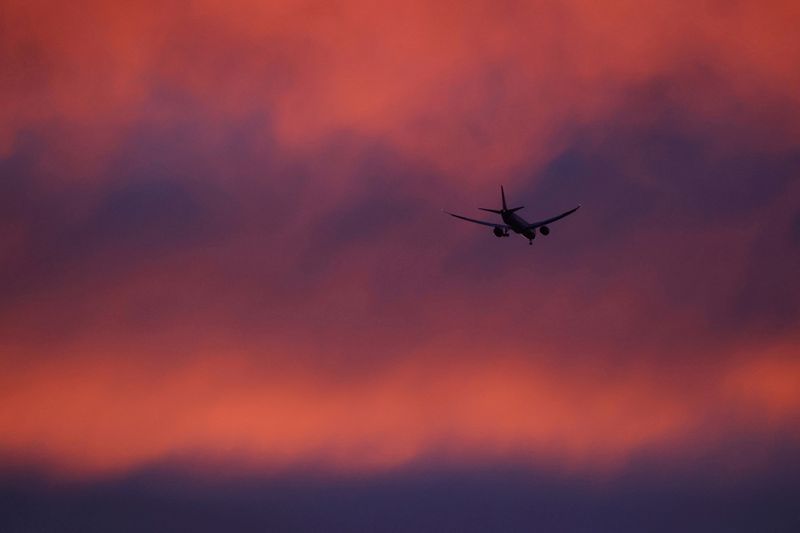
[445, 186, 580, 245]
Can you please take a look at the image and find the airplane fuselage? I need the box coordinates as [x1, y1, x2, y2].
[502, 211, 536, 240]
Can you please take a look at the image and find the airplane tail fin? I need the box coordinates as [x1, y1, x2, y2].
[502, 185, 525, 212]
[480, 186, 523, 213]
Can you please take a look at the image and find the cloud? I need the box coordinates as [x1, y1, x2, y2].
[0, 0, 799, 479]
[2, 1, 799, 176]
[1, 338, 798, 477]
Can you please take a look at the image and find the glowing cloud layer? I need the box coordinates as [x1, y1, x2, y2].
[1, 0, 799, 479]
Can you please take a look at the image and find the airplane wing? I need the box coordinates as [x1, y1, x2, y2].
[444, 211, 510, 229]
[526, 205, 581, 229]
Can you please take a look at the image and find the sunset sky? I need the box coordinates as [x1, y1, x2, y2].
[1, 1, 799, 530]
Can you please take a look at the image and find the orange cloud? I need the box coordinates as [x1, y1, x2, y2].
[2, 1, 798, 180]
[2, 0, 799, 483]
[1, 339, 797, 478]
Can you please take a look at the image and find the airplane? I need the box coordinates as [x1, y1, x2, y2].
[445, 186, 580, 245]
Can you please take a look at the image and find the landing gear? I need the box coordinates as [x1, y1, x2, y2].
[528, 239, 533, 245]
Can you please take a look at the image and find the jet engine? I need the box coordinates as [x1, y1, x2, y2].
[539, 226, 550, 236]
[493, 227, 507, 237]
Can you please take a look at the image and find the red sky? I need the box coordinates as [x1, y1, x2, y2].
[1, 0, 799, 485]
